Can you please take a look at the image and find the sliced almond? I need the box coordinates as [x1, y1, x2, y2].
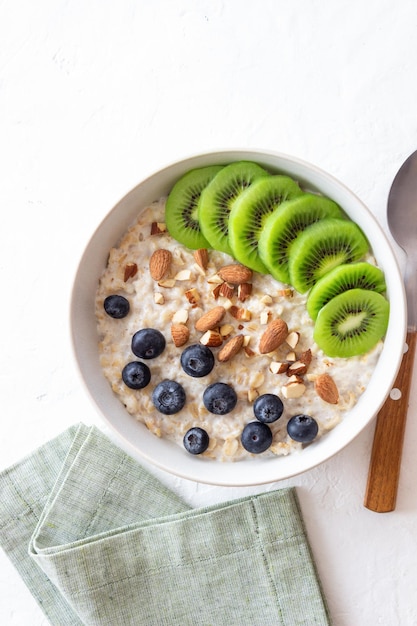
[200, 329, 223, 347]
[193, 248, 209, 270]
[174, 269, 193, 281]
[287, 360, 308, 376]
[244, 346, 255, 357]
[212, 284, 222, 299]
[219, 282, 235, 299]
[269, 361, 289, 375]
[218, 334, 244, 362]
[124, 262, 138, 281]
[195, 305, 226, 332]
[259, 318, 288, 354]
[149, 249, 172, 281]
[150, 222, 166, 235]
[315, 373, 339, 404]
[171, 324, 190, 347]
[218, 264, 253, 284]
[282, 380, 306, 399]
[286, 331, 300, 350]
[220, 323, 234, 337]
[260, 294, 273, 305]
[237, 282, 252, 302]
[172, 309, 189, 324]
[286, 351, 297, 362]
[260, 310, 270, 325]
[207, 273, 224, 284]
[229, 306, 252, 321]
[300, 348, 312, 366]
[158, 278, 176, 288]
[184, 288, 200, 305]
[277, 288, 293, 298]
[154, 292, 165, 305]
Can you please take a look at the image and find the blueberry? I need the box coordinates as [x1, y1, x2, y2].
[121, 361, 151, 389]
[180, 344, 215, 378]
[183, 427, 209, 455]
[203, 382, 237, 415]
[104, 294, 130, 318]
[253, 393, 284, 423]
[241, 421, 273, 454]
[131, 328, 166, 359]
[152, 380, 186, 415]
[287, 414, 318, 443]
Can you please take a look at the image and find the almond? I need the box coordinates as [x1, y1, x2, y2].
[193, 248, 209, 270]
[184, 287, 200, 305]
[238, 282, 252, 302]
[124, 262, 138, 281]
[195, 305, 226, 332]
[229, 306, 252, 321]
[287, 360, 308, 376]
[218, 334, 244, 362]
[200, 329, 223, 347]
[269, 361, 289, 374]
[150, 222, 166, 235]
[219, 282, 235, 299]
[259, 318, 288, 354]
[315, 373, 339, 404]
[286, 331, 300, 350]
[149, 249, 172, 281]
[171, 324, 189, 347]
[300, 348, 312, 366]
[282, 380, 306, 399]
[218, 264, 253, 284]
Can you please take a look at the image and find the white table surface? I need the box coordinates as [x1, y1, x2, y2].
[1, 1, 417, 624]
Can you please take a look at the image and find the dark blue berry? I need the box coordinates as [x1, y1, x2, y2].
[104, 294, 130, 318]
[152, 380, 186, 415]
[287, 414, 318, 443]
[253, 393, 284, 423]
[203, 382, 237, 415]
[180, 344, 214, 378]
[183, 427, 209, 455]
[122, 361, 151, 389]
[241, 421, 272, 454]
[131, 328, 166, 359]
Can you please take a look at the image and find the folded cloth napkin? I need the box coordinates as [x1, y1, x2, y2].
[0, 423, 330, 625]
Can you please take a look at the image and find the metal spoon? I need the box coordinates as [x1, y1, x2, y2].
[364, 151, 417, 512]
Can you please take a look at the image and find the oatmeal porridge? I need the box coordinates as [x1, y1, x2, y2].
[95, 198, 384, 461]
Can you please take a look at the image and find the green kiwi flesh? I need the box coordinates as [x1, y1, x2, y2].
[288, 218, 369, 293]
[228, 175, 303, 273]
[258, 193, 343, 284]
[313, 288, 389, 357]
[307, 262, 387, 320]
[198, 161, 270, 255]
[165, 165, 224, 249]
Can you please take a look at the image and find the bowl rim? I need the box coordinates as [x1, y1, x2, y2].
[70, 148, 407, 486]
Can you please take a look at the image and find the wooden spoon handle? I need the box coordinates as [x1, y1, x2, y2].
[364, 330, 416, 512]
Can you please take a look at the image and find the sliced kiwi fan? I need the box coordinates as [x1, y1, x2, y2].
[165, 160, 389, 358]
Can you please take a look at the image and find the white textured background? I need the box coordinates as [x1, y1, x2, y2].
[1, 1, 417, 624]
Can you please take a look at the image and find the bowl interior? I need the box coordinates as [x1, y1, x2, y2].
[70, 149, 406, 486]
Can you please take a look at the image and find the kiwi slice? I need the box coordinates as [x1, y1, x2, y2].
[288, 218, 369, 293]
[307, 262, 386, 320]
[228, 175, 303, 273]
[258, 193, 343, 284]
[314, 288, 389, 357]
[165, 165, 224, 249]
[198, 161, 270, 256]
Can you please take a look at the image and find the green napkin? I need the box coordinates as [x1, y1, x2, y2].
[0, 423, 331, 625]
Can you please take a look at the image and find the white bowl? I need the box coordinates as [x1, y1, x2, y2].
[70, 149, 406, 486]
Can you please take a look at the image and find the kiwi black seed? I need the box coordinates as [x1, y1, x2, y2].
[258, 193, 343, 284]
[165, 165, 224, 249]
[307, 262, 387, 320]
[288, 218, 369, 293]
[198, 161, 270, 256]
[228, 175, 303, 273]
[313, 288, 389, 357]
